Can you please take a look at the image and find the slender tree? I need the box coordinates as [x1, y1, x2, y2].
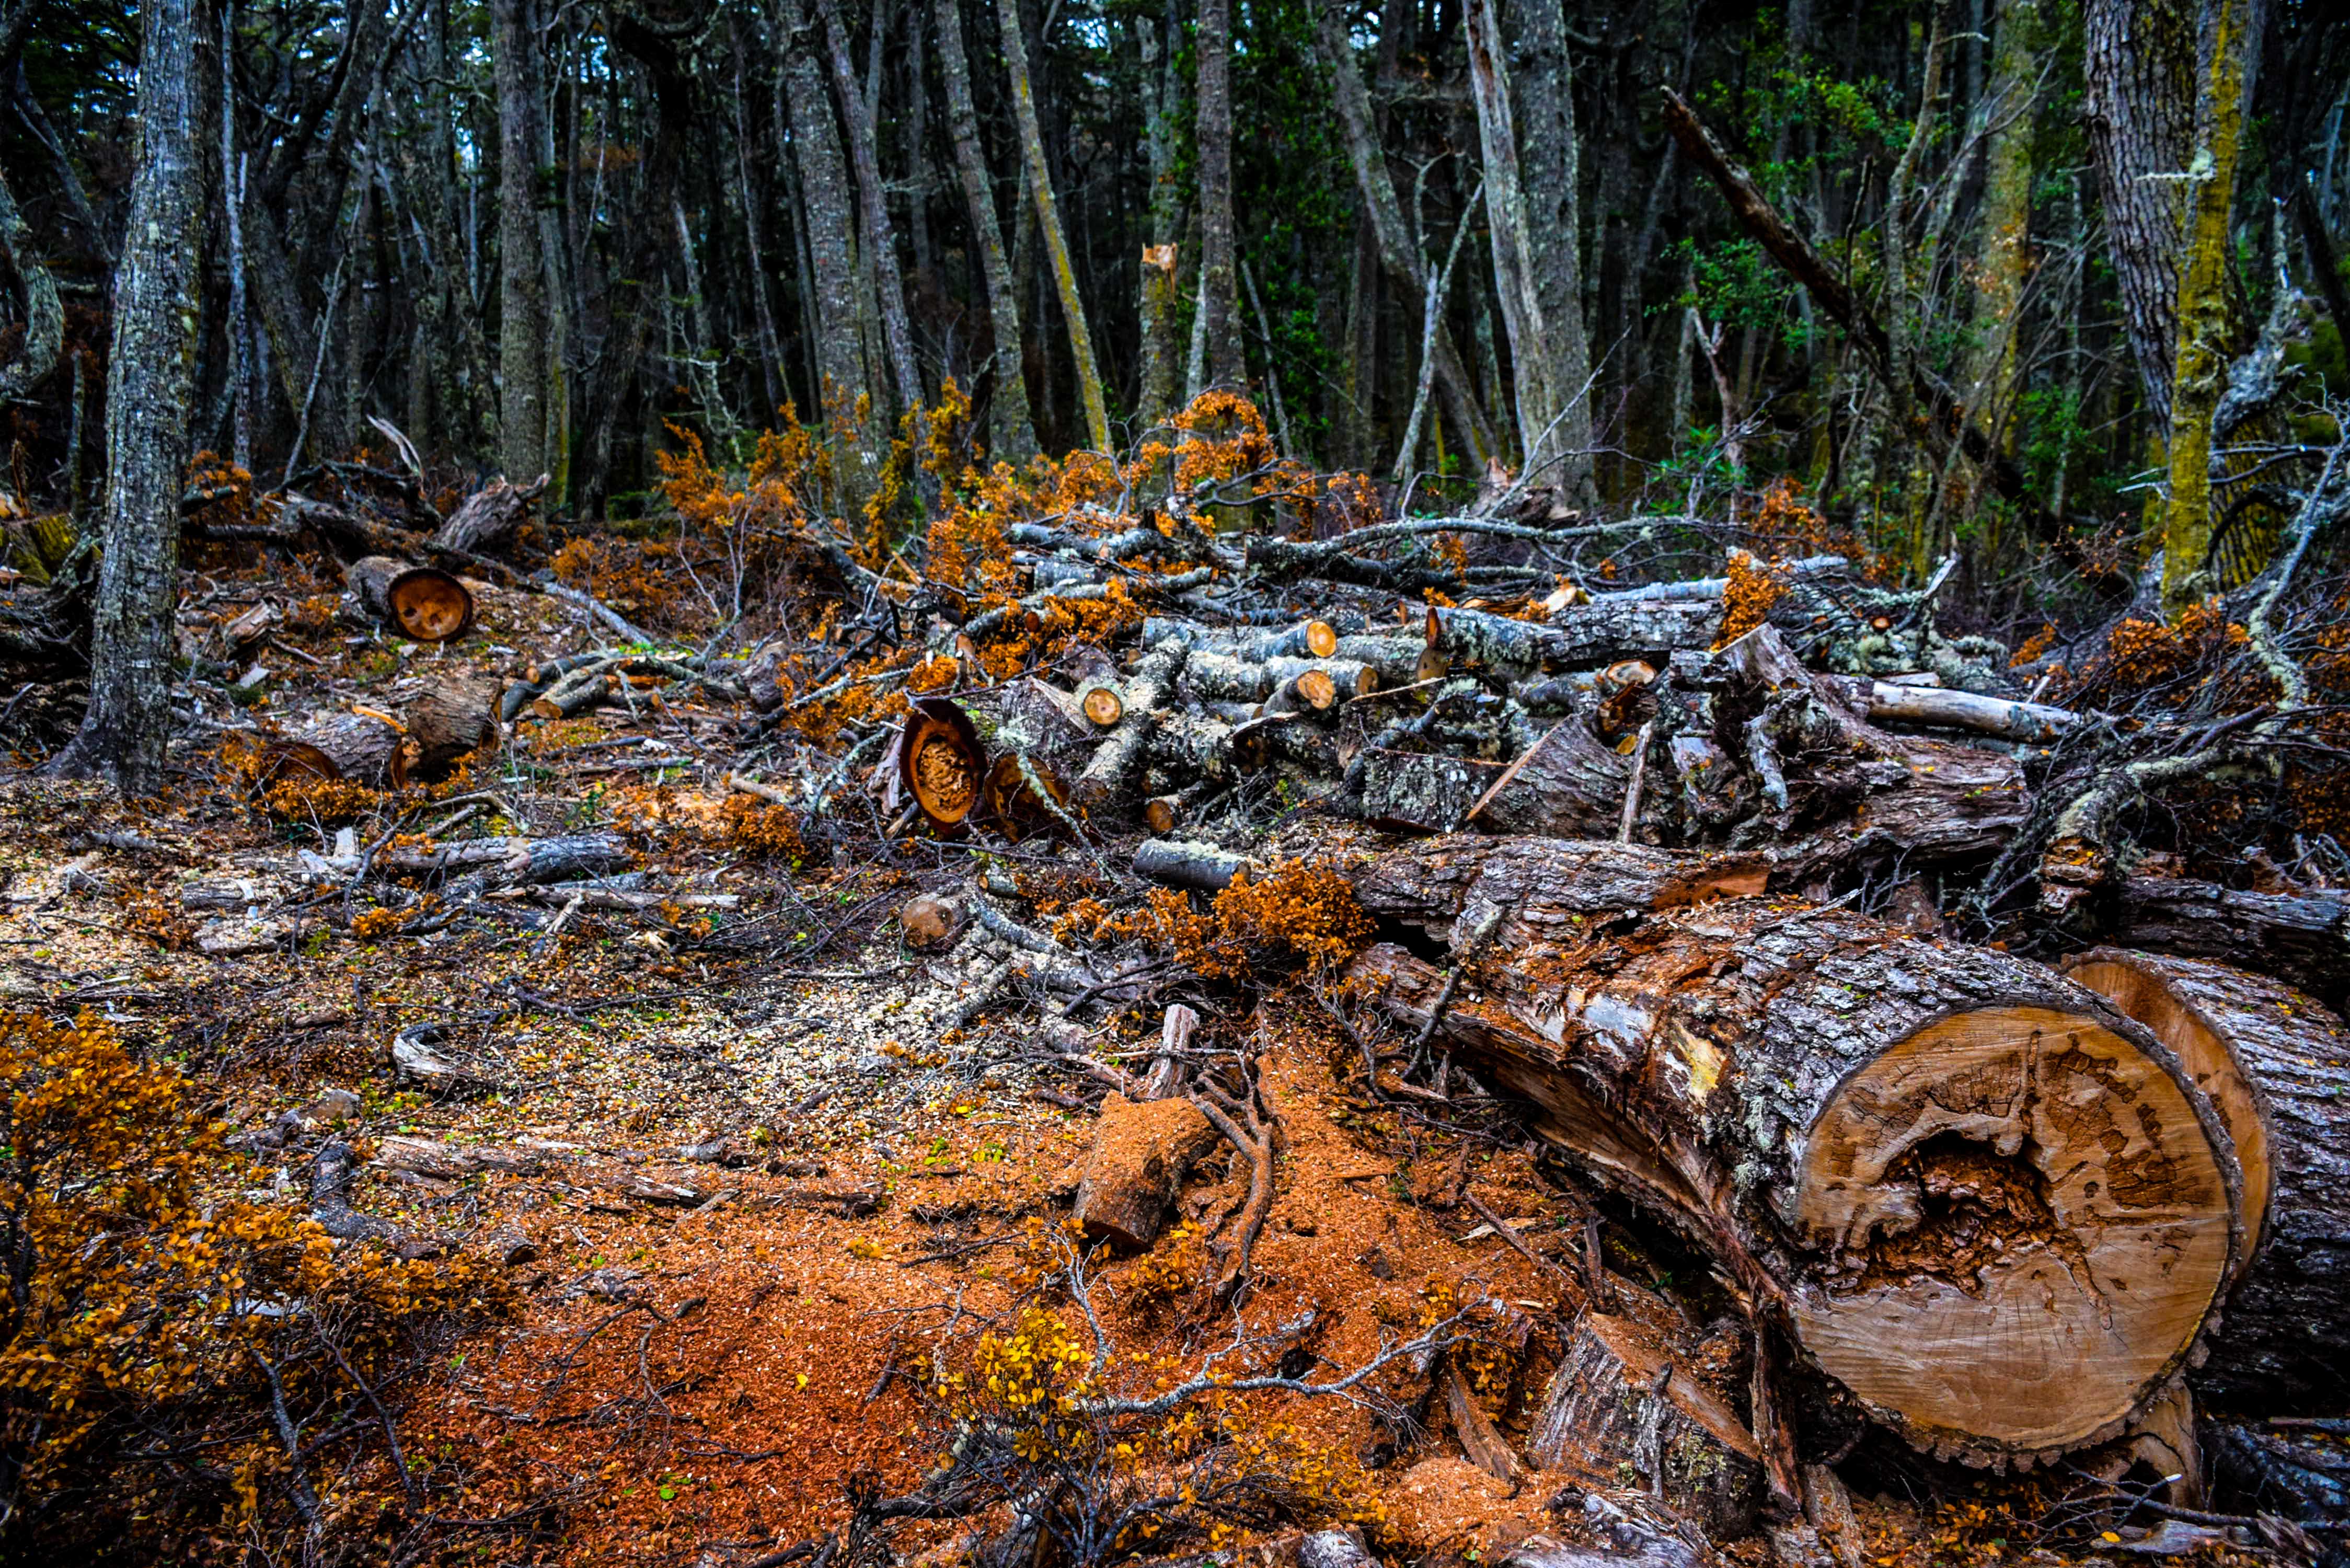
[998, 0, 1110, 449]
[1196, 0, 1245, 389]
[47, 0, 203, 790]
[491, 0, 547, 481]
[937, 0, 1040, 457]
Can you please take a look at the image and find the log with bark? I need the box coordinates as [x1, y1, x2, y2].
[344, 554, 476, 642]
[430, 475, 546, 555]
[404, 672, 504, 777]
[260, 709, 410, 790]
[2062, 949, 2350, 1411]
[1348, 835, 2242, 1466]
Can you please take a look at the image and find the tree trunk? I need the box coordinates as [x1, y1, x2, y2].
[1195, 0, 1244, 390]
[777, 0, 882, 506]
[1349, 837, 2239, 1466]
[1311, 1, 1496, 466]
[491, 0, 547, 483]
[266, 710, 410, 790]
[2064, 949, 2350, 1411]
[816, 0, 925, 421]
[1506, 0, 1595, 501]
[996, 0, 1109, 449]
[1134, 9, 1182, 424]
[404, 672, 505, 777]
[2099, 875, 2350, 1007]
[2158, 0, 2256, 610]
[1960, 0, 2041, 443]
[2083, 0, 2197, 428]
[45, 0, 203, 791]
[0, 131, 63, 402]
[935, 0, 1038, 458]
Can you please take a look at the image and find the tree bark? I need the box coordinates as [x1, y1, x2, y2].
[1134, 7, 1183, 424]
[816, 0, 925, 421]
[936, 0, 1039, 458]
[776, 0, 882, 508]
[2083, 0, 2197, 426]
[996, 0, 1109, 449]
[1195, 0, 1243, 390]
[46, 0, 203, 791]
[1350, 844, 2239, 1466]
[2158, 0, 2256, 610]
[491, 0, 547, 483]
[1506, 0, 1595, 500]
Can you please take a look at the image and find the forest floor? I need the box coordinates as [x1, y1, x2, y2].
[0, 518, 2305, 1568]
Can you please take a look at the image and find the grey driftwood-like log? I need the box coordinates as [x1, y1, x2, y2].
[262, 709, 410, 790]
[1133, 837, 1260, 892]
[430, 475, 546, 555]
[345, 833, 633, 886]
[1347, 834, 2239, 1466]
[343, 555, 476, 642]
[1529, 1302, 1764, 1539]
[1184, 653, 1377, 706]
[1434, 599, 1724, 674]
[1069, 1091, 1220, 1249]
[1074, 641, 1186, 818]
[2063, 949, 2350, 1410]
[1141, 615, 1339, 661]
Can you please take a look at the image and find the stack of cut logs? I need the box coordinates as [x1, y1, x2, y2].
[895, 578, 2350, 1498]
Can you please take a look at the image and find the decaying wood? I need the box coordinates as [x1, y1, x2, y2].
[1070, 1091, 1219, 1249]
[430, 475, 546, 555]
[262, 709, 410, 790]
[1466, 718, 1629, 837]
[1529, 1301, 1762, 1539]
[2064, 949, 2350, 1409]
[404, 672, 503, 777]
[1350, 835, 2239, 1466]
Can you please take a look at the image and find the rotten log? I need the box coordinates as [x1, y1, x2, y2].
[1069, 1091, 1220, 1250]
[2064, 949, 2350, 1410]
[431, 475, 546, 555]
[343, 554, 476, 642]
[897, 697, 986, 830]
[1529, 1304, 1763, 1540]
[404, 672, 504, 778]
[1349, 835, 2239, 1465]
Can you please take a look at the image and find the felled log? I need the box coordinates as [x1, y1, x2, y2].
[1360, 750, 1508, 834]
[895, 697, 986, 830]
[332, 832, 631, 886]
[1070, 1091, 1219, 1249]
[1141, 615, 1339, 661]
[405, 672, 503, 777]
[261, 709, 410, 790]
[343, 555, 476, 642]
[2064, 949, 2350, 1410]
[430, 475, 545, 555]
[217, 598, 283, 653]
[1464, 719, 1630, 837]
[1852, 679, 2076, 743]
[1435, 600, 1724, 675]
[1074, 641, 1186, 819]
[1529, 1305, 1763, 1539]
[2101, 877, 2350, 1006]
[1350, 835, 2238, 1466]
[1133, 837, 1260, 893]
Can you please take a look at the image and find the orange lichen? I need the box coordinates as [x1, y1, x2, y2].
[1713, 550, 1787, 649]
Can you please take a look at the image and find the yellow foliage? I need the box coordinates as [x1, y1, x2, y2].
[1713, 550, 1787, 650]
[0, 1013, 510, 1525]
[1111, 861, 1375, 982]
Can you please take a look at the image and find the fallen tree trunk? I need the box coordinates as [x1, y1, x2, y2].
[2063, 949, 2350, 1411]
[262, 710, 410, 790]
[2098, 877, 2350, 1007]
[1070, 1091, 1219, 1249]
[1349, 835, 2239, 1466]
[431, 475, 545, 555]
[405, 673, 504, 777]
[344, 555, 476, 642]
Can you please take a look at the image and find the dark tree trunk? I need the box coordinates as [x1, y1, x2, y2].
[936, 0, 1038, 458]
[2083, 0, 2195, 424]
[1195, 0, 1243, 388]
[47, 0, 204, 791]
[491, 0, 548, 481]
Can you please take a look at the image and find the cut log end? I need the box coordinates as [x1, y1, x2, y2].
[900, 699, 985, 829]
[1295, 667, 1339, 710]
[387, 567, 476, 642]
[1081, 684, 1125, 727]
[1305, 619, 1339, 658]
[1791, 1004, 2233, 1460]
